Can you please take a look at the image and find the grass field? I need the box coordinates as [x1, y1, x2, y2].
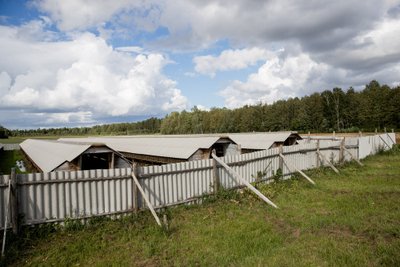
[2, 147, 400, 266]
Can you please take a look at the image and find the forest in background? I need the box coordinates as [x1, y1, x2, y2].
[1, 80, 399, 137]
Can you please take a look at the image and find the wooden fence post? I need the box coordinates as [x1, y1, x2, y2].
[212, 150, 220, 194]
[339, 138, 345, 164]
[316, 139, 320, 168]
[132, 163, 139, 212]
[279, 145, 284, 177]
[10, 168, 19, 235]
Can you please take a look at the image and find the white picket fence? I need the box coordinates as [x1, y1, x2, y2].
[0, 133, 396, 229]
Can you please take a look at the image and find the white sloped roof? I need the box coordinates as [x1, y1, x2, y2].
[229, 132, 301, 150]
[20, 139, 91, 172]
[0, 144, 3, 150]
[58, 136, 224, 159]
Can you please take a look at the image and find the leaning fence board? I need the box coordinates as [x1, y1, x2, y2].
[343, 147, 364, 166]
[317, 151, 340, 174]
[386, 133, 396, 146]
[131, 172, 161, 226]
[379, 135, 391, 149]
[279, 154, 316, 185]
[212, 154, 278, 209]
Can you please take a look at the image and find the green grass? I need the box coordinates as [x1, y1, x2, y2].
[2, 148, 400, 266]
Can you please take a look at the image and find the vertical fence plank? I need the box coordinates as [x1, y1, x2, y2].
[10, 168, 19, 234]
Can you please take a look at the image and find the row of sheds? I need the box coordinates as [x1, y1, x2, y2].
[20, 132, 302, 173]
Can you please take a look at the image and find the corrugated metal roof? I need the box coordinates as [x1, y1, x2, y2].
[229, 132, 301, 150]
[20, 139, 91, 172]
[58, 136, 223, 159]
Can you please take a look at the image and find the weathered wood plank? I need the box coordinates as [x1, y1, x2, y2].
[212, 154, 278, 209]
[279, 154, 316, 185]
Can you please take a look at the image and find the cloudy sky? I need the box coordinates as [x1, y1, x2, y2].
[0, 0, 399, 129]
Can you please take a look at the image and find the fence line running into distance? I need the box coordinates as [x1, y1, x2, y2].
[0, 133, 396, 230]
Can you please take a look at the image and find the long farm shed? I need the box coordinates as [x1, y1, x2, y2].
[59, 136, 241, 165]
[20, 139, 130, 172]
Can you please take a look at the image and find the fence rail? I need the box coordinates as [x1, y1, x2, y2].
[0, 133, 396, 229]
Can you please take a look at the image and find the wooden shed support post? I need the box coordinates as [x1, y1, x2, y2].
[132, 163, 140, 212]
[131, 169, 162, 227]
[343, 147, 364, 166]
[212, 150, 220, 194]
[211, 154, 278, 209]
[110, 153, 115, 169]
[279, 154, 316, 185]
[10, 168, 19, 235]
[317, 151, 340, 174]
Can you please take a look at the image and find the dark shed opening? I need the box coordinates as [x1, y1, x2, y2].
[81, 153, 110, 170]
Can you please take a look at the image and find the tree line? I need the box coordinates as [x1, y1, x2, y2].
[6, 117, 162, 137]
[3, 80, 400, 137]
[160, 80, 399, 134]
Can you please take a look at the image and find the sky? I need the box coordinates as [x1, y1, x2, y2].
[0, 0, 400, 129]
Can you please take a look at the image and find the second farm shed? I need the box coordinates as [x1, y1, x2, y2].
[59, 136, 240, 165]
[229, 131, 302, 153]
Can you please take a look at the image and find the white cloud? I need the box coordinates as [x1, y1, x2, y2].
[0, 72, 12, 96]
[194, 47, 273, 77]
[218, 12, 400, 108]
[219, 51, 331, 108]
[2, 0, 400, 128]
[44, 111, 95, 125]
[0, 22, 187, 126]
[316, 16, 400, 70]
[32, 0, 141, 31]
[116, 46, 144, 54]
[195, 105, 210, 111]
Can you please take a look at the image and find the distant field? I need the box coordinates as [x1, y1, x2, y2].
[3, 147, 400, 266]
[0, 136, 61, 144]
